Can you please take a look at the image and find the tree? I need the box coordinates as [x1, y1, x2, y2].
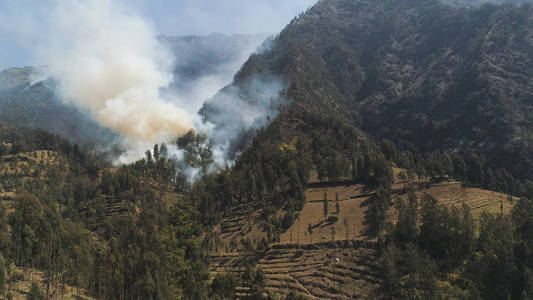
[242, 266, 266, 299]
[380, 244, 401, 299]
[160, 143, 168, 158]
[211, 273, 236, 299]
[335, 192, 340, 215]
[308, 223, 313, 243]
[285, 291, 308, 300]
[512, 197, 533, 246]
[0, 254, 5, 297]
[368, 185, 392, 238]
[478, 213, 515, 259]
[373, 155, 393, 189]
[28, 282, 44, 300]
[323, 191, 328, 221]
[398, 170, 408, 192]
[381, 139, 397, 162]
[466, 153, 484, 186]
[403, 245, 438, 299]
[396, 190, 418, 244]
[351, 156, 358, 182]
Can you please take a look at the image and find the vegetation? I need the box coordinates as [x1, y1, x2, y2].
[1, 0, 533, 299]
[378, 191, 533, 299]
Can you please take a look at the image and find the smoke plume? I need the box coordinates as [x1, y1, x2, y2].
[33, 0, 288, 168]
[39, 0, 194, 145]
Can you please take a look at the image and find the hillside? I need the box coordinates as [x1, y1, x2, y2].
[0, 123, 205, 299]
[160, 33, 267, 97]
[197, 0, 533, 298]
[207, 169, 517, 299]
[203, 0, 533, 181]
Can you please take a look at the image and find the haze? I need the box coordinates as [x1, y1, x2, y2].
[0, 0, 318, 70]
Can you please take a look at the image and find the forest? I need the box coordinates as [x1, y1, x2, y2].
[0, 104, 532, 299]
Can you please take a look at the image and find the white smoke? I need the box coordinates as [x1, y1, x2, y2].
[33, 0, 288, 169]
[38, 0, 194, 146]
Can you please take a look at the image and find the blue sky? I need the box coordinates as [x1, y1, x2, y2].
[0, 0, 318, 69]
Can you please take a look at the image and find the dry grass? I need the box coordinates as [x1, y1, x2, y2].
[399, 181, 515, 218]
[280, 184, 370, 245]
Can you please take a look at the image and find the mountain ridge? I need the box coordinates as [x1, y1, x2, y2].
[203, 0, 533, 180]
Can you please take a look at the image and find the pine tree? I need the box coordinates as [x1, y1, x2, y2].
[335, 192, 340, 215]
[351, 156, 358, 182]
[323, 191, 328, 220]
[0, 254, 5, 297]
[308, 223, 313, 243]
[380, 244, 401, 299]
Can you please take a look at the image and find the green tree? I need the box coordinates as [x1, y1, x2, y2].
[335, 192, 340, 215]
[285, 291, 308, 300]
[398, 170, 408, 192]
[512, 197, 533, 247]
[396, 190, 418, 244]
[211, 273, 237, 299]
[368, 185, 392, 238]
[323, 191, 328, 221]
[308, 223, 313, 243]
[403, 245, 438, 299]
[27, 282, 44, 300]
[380, 244, 401, 299]
[0, 254, 5, 297]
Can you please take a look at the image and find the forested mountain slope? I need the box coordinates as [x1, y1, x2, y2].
[0, 122, 208, 299]
[0, 73, 118, 149]
[203, 0, 533, 180]
[196, 0, 533, 298]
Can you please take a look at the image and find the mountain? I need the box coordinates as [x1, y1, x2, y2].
[203, 0, 533, 181]
[160, 32, 267, 96]
[198, 0, 533, 298]
[0, 68, 118, 149]
[0, 66, 36, 92]
[443, 0, 533, 7]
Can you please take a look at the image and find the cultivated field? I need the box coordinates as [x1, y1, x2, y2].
[208, 170, 517, 299]
[280, 184, 370, 245]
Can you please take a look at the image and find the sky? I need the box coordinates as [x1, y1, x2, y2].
[0, 0, 318, 70]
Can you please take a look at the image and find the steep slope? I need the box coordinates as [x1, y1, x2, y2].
[0, 74, 118, 149]
[202, 0, 533, 180]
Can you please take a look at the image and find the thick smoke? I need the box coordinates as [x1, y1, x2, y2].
[35, 0, 287, 169]
[39, 0, 194, 146]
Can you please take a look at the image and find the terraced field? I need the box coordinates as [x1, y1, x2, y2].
[280, 184, 370, 245]
[397, 181, 515, 218]
[209, 171, 516, 299]
[210, 241, 380, 299]
[211, 202, 268, 253]
[259, 242, 380, 299]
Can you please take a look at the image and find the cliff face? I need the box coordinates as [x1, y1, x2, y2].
[204, 0, 533, 180]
